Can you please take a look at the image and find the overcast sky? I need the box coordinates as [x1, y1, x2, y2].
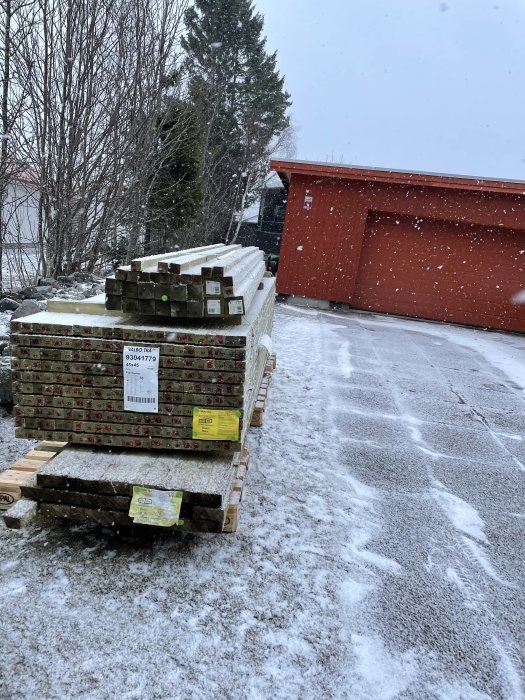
[254, 0, 525, 181]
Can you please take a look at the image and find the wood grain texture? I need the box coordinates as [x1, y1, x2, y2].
[36, 445, 237, 507]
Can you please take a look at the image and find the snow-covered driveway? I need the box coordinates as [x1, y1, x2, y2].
[1, 304, 524, 699]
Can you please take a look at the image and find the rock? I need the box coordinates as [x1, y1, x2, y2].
[20, 286, 53, 300]
[0, 298, 19, 312]
[38, 277, 58, 287]
[2, 344, 10, 356]
[72, 272, 91, 282]
[57, 275, 75, 285]
[0, 357, 12, 404]
[19, 286, 38, 299]
[10, 299, 42, 321]
[0, 341, 8, 353]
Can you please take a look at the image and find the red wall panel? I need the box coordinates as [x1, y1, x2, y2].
[352, 212, 525, 332]
[275, 170, 525, 332]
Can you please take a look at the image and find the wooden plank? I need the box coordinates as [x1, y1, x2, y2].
[9, 459, 44, 472]
[106, 295, 123, 311]
[25, 449, 57, 460]
[167, 245, 241, 275]
[129, 244, 228, 272]
[37, 447, 122, 492]
[11, 312, 251, 346]
[221, 248, 265, 284]
[222, 490, 241, 533]
[105, 277, 122, 295]
[47, 294, 122, 316]
[210, 247, 260, 278]
[0, 469, 34, 483]
[12, 362, 245, 390]
[21, 474, 131, 511]
[230, 260, 266, 315]
[17, 407, 196, 427]
[184, 247, 254, 280]
[37, 440, 68, 452]
[2, 498, 38, 528]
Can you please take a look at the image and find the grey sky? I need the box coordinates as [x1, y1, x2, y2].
[254, 0, 525, 181]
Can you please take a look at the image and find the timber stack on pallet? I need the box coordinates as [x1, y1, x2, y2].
[6, 244, 275, 534]
[3, 444, 250, 533]
[105, 244, 266, 321]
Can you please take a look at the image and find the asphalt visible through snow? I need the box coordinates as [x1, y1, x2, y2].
[0, 304, 524, 699]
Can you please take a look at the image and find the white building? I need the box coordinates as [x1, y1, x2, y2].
[1, 166, 40, 288]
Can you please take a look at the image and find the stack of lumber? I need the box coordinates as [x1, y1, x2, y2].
[105, 244, 266, 321]
[3, 445, 250, 533]
[11, 276, 275, 452]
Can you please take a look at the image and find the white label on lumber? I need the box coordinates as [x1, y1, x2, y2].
[207, 299, 222, 315]
[205, 280, 221, 296]
[228, 299, 244, 315]
[123, 346, 159, 413]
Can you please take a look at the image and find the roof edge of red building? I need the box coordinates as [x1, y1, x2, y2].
[269, 159, 525, 196]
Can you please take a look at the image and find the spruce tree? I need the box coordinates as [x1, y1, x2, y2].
[182, 0, 291, 241]
[147, 101, 205, 252]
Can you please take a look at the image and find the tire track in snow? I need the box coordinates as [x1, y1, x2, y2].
[351, 318, 525, 698]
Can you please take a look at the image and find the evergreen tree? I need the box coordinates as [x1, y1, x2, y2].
[146, 101, 205, 252]
[182, 0, 291, 242]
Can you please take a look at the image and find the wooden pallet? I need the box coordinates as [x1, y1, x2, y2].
[223, 447, 250, 533]
[0, 441, 67, 510]
[250, 353, 276, 428]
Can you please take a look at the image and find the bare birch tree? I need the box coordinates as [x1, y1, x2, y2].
[8, 0, 188, 278]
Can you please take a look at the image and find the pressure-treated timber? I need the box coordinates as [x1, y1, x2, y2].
[2, 498, 38, 529]
[2, 443, 252, 533]
[107, 245, 266, 319]
[29, 447, 249, 532]
[11, 278, 274, 451]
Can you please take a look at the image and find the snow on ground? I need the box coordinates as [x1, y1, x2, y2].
[0, 304, 524, 699]
[0, 311, 13, 339]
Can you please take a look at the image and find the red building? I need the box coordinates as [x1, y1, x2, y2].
[270, 160, 525, 333]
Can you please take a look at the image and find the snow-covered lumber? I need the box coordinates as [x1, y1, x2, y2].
[106, 244, 267, 320]
[13, 446, 249, 532]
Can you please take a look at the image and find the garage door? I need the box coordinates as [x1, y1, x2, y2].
[352, 212, 525, 332]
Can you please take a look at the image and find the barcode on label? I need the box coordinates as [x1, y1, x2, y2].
[207, 299, 222, 315]
[205, 280, 221, 296]
[228, 299, 244, 315]
[126, 396, 156, 404]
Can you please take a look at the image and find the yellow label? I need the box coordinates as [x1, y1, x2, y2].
[192, 407, 240, 442]
[129, 486, 183, 527]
